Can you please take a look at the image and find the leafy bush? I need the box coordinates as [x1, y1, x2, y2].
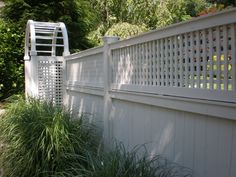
[0, 19, 24, 100]
[88, 22, 147, 46]
[0, 97, 99, 177]
[2, 0, 97, 50]
[87, 143, 192, 177]
[105, 22, 147, 39]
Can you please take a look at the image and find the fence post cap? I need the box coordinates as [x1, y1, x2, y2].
[24, 56, 30, 61]
[103, 36, 120, 44]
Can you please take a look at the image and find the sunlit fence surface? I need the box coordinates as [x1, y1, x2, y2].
[108, 10, 236, 103]
[111, 26, 234, 90]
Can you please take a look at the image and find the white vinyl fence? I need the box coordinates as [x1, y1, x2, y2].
[26, 8, 236, 177]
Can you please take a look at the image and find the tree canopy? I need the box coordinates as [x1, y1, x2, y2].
[1, 0, 97, 50]
[88, 0, 212, 45]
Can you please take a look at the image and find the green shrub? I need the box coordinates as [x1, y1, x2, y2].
[0, 19, 24, 100]
[88, 22, 147, 46]
[0, 97, 98, 177]
[105, 22, 147, 39]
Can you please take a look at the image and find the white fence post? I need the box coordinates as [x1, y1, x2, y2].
[103, 36, 120, 148]
[24, 54, 38, 98]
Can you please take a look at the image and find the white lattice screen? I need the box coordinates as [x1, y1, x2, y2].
[38, 58, 63, 105]
[111, 23, 236, 101]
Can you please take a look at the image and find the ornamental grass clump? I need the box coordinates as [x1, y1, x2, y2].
[0, 97, 192, 177]
[87, 143, 192, 177]
[0, 98, 98, 177]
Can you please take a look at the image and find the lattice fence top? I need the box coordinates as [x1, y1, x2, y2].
[38, 57, 64, 105]
[24, 20, 70, 60]
[111, 24, 235, 90]
[110, 9, 236, 103]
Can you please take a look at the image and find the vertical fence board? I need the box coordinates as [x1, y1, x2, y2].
[203, 30, 207, 89]
[156, 40, 160, 86]
[170, 37, 174, 86]
[190, 32, 195, 88]
[196, 31, 201, 88]
[184, 33, 189, 88]
[223, 25, 228, 90]
[193, 116, 207, 177]
[216, 27, 221, 90]
[161, 39, 164, 86]
[232, 24, 236, 91]
[152, 41, 156, 86]
[179, 35, 183, 87]
[174, 36, 178, 87]
[209, 28, 214, 90]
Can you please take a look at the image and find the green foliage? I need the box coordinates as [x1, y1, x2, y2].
[207, 0, 236, 7]
[90, 0, 212, 30]
[0, 19, 24, 100]
[105, 22, 147, 39]
[87, 24, 107, 46]
[156, 0, 192, 27]
[90, 0, 159, 29]
[1, 0, 97, 50]
[88, 0, 214, 43]
[87, 143, 193, 177]
[185, 0, 212, 17]
[0, 98, 98, 177]
[88, 22, 147, 46]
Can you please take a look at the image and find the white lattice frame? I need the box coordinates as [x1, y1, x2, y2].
[24, 20, 69, 105]
[24, 20, 70, 60]
[110, 8, 236, 103]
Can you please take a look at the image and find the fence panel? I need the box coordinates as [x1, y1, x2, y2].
[110, 12, 236, 103]
[65, 47, 104, 89]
